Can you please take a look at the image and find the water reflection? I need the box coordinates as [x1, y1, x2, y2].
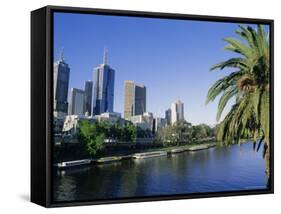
[53, 143, 267, 201]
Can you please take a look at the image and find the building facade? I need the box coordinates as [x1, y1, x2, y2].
[92, 49, 115, 116]
[135, 84, 146, 115]
[94, 112, 125, 125]
[165, 108, 172, 125]
[69, 88, 85, 115]
[84, 80, 93, 116]
[63, 115, 95, 135]
[124, 80, 146, 119]
[129, 112, 154, 131]
[171, 100, 184, 124]
[53, 51, 70, 116]
[154, 117, 167, 132]
[124, 81, 135, 119]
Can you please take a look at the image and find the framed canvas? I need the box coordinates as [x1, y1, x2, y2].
[31, 5, 274, 207]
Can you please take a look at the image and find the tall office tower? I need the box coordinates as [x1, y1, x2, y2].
[124, 81, 135, 119]
[171, 100, 184, 124]
[92, 48, 115, 116]
[124, 80, 146, 119]
[84, 80, 93, 115]
[135, 84, 146, 115]
[69, 88, 85, 115]
[165, 108, 171, 125]
[53, 50, 70, 116]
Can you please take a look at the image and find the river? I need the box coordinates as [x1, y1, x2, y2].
[53, 142, 267, 202]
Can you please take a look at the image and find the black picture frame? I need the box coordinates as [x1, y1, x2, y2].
[31, 5, 274, 208]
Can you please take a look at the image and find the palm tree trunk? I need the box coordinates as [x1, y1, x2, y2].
[265, 138, 270, 187]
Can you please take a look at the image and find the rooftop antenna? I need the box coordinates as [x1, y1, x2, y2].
[59, 47, 64, 61]
[103, 46, 108, 65]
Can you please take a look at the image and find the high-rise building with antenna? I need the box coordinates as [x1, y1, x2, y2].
[92, 48, 115, 115]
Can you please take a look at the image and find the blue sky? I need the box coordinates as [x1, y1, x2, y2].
[54, 12, 266, 125]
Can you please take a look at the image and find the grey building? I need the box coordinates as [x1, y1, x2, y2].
[69, 88, 85, 115]
[124, 80, 146, 119]
[135, 84, 146, 116]
[54, 51, 70, 115]
[165, 108, 171, 125]
[84, 80, 93, 115]
[171, 100, 184, 124]
[153, 117, 167, 132]
[92, 49, 115, 116]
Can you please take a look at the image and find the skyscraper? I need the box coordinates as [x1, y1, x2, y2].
[124, 80, 146, 119]
[69, 88, 85, 115]
[135, 84, 146, 115]
[84, 80, 93, 115]
[53, 50, 70, 116]
[92, 48, 115, 116]
[124, 81, 135, 119]
[165, 108, 171, 125]
[171, 100, 184, 124]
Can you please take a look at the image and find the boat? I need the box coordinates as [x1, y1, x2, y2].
[133, 151, 167, 159]
[170, 148, 186, 153]
[187, 144, 215, 151]
[96, 156, 122, 163]
[56, 159, 91, 169]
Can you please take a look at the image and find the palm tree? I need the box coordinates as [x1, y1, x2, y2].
[206, 25, 270, 184]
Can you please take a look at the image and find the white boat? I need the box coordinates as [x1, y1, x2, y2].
[57, 159, 91, 169]
[188, 145, 210, 151]
[133, 151, 167, 159]
[170, 148, 185, 153]
[96, 156, 122, 163]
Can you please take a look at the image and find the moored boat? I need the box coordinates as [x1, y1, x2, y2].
[96, 156, 122, 163]
[133, 151, 167, 159]
[56, 159, 91, 169]
[170, 148, 186, 153]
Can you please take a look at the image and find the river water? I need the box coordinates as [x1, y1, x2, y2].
[53, 143, 267, 202]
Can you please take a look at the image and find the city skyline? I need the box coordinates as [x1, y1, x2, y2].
[53, 12, 269, 125]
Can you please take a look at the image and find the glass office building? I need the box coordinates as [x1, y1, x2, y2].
[92, 49, 115, 116]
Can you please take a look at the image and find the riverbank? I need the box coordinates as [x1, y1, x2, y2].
[55, 142, 217, 168]
[54, 142, 266, 200]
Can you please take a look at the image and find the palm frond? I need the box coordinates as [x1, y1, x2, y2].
[216, 86, 237, 121]
[206, 71, 242, 104]
[223, 37, 253, 59]
[210, 57, 248, 71]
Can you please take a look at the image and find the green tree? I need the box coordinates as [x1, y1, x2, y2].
[206, 25, 270, 183]
[156, 120, 192, 146]
[123, 123, 137, 142]
[192, 125, 208, 140]
[78, 120, 104, 156]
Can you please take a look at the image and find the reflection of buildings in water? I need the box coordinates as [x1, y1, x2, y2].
[54, 175, 77, 202]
